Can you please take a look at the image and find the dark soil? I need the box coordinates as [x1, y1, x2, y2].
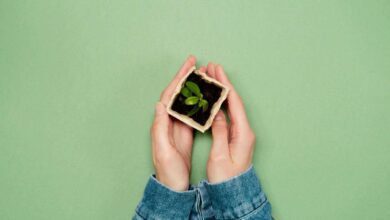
[171, 71, 223, 126]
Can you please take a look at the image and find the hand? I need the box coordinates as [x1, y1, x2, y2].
[205, 63, 256, 183]
[150, 56, 198, 191]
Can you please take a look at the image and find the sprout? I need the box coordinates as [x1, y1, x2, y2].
[180, 81, 209, 116]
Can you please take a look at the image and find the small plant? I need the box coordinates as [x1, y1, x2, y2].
[167, 68, 229, 132]
[180, 81, 209, 116]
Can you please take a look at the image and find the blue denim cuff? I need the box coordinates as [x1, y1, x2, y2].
[204, 165, 269, 219]
[135, 175, 196, 219]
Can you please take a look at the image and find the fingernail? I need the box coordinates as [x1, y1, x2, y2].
[155, 102, 166, 115]
[214, 111, 224, 121]
[188, 55, 196, 62]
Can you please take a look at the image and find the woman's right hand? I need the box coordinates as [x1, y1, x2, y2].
[150, 56, 197, 191]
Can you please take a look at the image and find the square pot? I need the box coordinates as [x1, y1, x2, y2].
[166, 66, 230, 133]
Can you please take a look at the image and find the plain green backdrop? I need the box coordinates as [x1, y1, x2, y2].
[1, 1, 389, 219]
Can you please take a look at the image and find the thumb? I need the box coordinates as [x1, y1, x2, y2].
[210, 110, 229, 157]
[151, 102, 171, 148]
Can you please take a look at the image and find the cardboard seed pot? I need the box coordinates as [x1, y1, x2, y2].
[166, 66, 229, 133]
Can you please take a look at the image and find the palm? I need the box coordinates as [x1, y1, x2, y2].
[169, 119, 194, 174]
[151, 55, 197, 191]
[204, 62, 255, 184]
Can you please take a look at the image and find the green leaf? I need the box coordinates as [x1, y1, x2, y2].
[187, 105, 200, 116]
[198, 99, 206, 107]
[180, 87, 192, 97]
[198, 99, 209, 112]
[202, 100, 209, 112]
[184, 96, 199, 105]
[185, 81, 201, 97]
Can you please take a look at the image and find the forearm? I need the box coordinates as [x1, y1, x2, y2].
[132, 175, 196, 220]
[204, 165, 273, 220]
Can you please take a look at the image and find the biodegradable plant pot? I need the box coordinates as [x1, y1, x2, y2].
[167, 66, 229, 133]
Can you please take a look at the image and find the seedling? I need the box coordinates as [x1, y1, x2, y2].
[180, 81, 209, 116]
[167, 66, 229, 133]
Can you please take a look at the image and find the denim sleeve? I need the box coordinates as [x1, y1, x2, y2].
[132, 175, 196, 220]
[204, 165, 273, 220]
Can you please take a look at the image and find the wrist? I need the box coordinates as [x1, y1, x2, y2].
[156, 174, 189, 192]
[207, 163, 252, 184]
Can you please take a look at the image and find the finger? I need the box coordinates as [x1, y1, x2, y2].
[151, 102, 172, 151]
[199, 66, 207, 73]
[215, 64, 250, 129]
[160, 55, 196, 105]
[173, 120, 193, 162]
[210, 110, 229, 157]
[207, 62, 216, 78]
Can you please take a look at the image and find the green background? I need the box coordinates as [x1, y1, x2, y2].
[1, 1, 389, 219]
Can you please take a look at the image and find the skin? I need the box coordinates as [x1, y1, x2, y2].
[151, 56, 256, 191]
[205, 62, 256, 184]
